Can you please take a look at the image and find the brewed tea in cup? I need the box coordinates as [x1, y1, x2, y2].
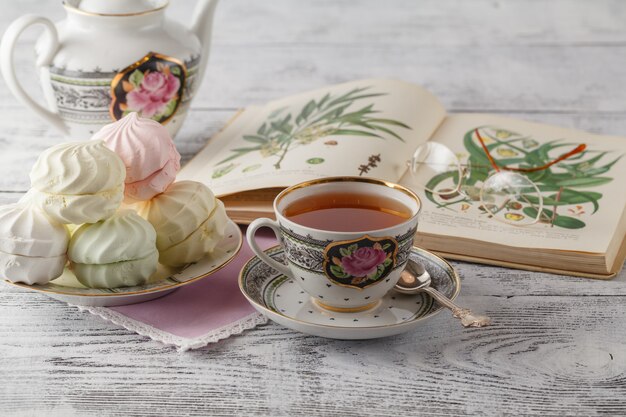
[246, 177, 421, 312]
[282, 191, 412, 231]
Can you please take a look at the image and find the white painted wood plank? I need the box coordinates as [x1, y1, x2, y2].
[0, 291, 625, 416]
[2, 1, 626, 114]
[196, 44, 626, 112]
[3, 0, 626, 46]
[3, 44, 626, 113]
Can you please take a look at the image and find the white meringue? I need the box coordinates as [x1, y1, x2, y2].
[72, 250, 158, 289]
[29, 140, 126, 224]
[30, 140, 125, 195]
[68, 210, 158, 288]
[0, 202, 69, 257]
[24, 186, 124, 225]
[158, 200, 229, 267]
[136, 181, 216, 251]
[0, 251, 66, 285]
[0, 202, 69, 285]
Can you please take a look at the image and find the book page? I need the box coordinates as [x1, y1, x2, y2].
[400, 113, 626, 254]
[179, 79, 446, 196]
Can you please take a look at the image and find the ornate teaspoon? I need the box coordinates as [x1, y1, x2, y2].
[395, 260, 492, 328]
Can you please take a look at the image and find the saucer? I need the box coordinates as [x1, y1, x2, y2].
[239, 245, 461, 339]
[5, 220, 243, 307]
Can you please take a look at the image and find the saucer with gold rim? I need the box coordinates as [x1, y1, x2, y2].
[239, 245, 461, 339]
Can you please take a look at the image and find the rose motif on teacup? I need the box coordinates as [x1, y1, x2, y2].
[110, 52, 186, 124]
[323, 236, 398, 289]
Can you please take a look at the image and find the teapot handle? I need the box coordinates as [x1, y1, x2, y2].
[0, 15, 68, 135]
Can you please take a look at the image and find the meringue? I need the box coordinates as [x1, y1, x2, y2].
[158, 200, 229, 267]
[29, 140, 126, 224]
[0, 203, 69, 285]
[71, 251, 158, 289]
[136, 181, 216, 250]
[95, 112, 181, 202]
[136, 181, 228, 267]
[0, 252, 67, 285]
[68, 210, 157, 288]
[23, 186, 124, 225]
[30, 140, 125, 195]
[0, 202, 69, 257]
[69, 209, 156, 264]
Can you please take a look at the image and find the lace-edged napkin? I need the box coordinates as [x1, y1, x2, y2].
[72, 228, 274, 351]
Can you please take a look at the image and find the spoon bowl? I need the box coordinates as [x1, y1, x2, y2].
[395, 259, 432, 294]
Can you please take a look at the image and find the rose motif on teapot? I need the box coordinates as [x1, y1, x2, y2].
[47, 54, 199, 136]
[110, 52, 186, 124]
[323, 236, 398, 289]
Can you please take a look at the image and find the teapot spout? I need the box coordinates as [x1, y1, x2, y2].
[191, 0, 220, 84]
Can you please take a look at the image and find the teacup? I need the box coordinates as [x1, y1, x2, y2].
[246, 177, 421, 312]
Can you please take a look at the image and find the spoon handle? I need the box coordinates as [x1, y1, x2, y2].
[421, 287, 492, 328]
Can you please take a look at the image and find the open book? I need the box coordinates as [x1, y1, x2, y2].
[179, 79, 626, 279]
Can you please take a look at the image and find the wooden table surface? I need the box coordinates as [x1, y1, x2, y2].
[1, 1, 625, 416]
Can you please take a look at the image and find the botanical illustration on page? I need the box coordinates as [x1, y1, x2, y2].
[212, 86, 411, 174]
[422, 126, 621, 230]
[178, 79, 447, 197]
[403, 113, 626, 253]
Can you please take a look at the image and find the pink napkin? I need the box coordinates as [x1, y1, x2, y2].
[74, 227, 276, 351]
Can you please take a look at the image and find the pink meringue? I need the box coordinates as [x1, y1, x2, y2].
[93, 112, 181, 202]
[124, 143, 179, 201]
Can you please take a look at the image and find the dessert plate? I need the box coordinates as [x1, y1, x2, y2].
[4, 220, 242, 307]
[239, 245, 460, 339]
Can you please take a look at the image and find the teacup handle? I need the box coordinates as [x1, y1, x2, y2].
[246, 218, 293, 278]
[0, 15, 69, 135]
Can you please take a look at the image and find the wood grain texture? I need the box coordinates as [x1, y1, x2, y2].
[4, 43, 626, 113]
[0, 1, 625, 416]
[1, 290, 625, 417]
[3, 0, 626, 114]
[2, 0, 626, 46]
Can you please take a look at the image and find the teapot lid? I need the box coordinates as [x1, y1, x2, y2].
[64, 0, 167, 16]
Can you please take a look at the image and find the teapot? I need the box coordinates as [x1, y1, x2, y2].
[0, 0, 219, 139]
